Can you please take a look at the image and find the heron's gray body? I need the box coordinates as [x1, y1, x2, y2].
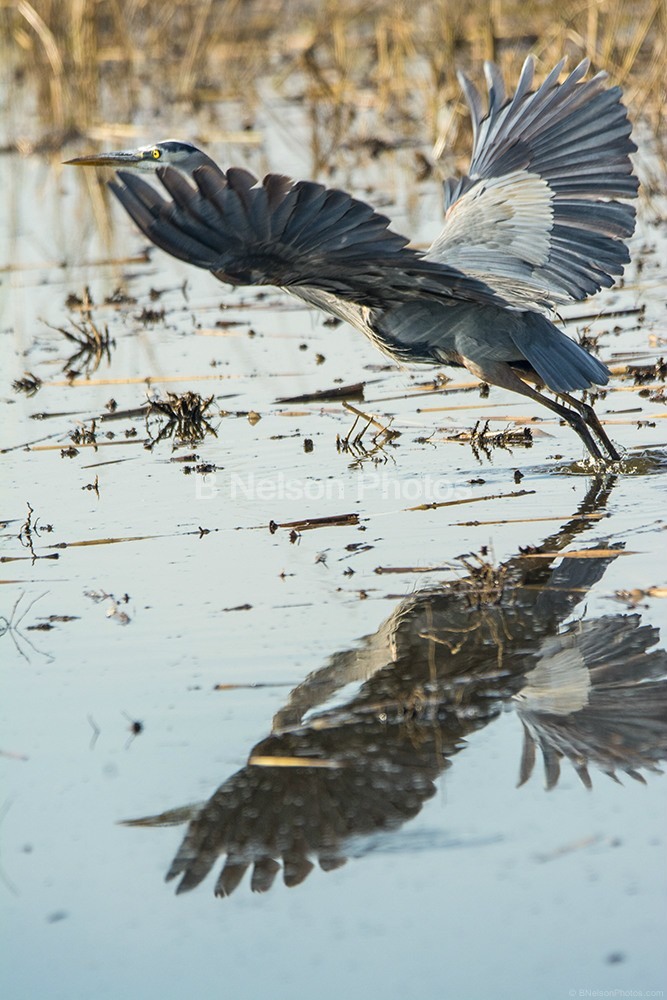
[367, 299, 609, 393]
[66, 57, 638, 460]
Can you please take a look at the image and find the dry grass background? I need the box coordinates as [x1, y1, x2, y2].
[2, 0, 665, 161]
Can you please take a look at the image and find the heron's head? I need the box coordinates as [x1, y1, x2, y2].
[64, 139, 212, 173]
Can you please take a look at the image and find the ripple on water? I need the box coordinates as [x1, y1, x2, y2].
[550, 447, 667, 477]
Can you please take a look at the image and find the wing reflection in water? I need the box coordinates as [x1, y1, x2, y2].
[515, 614, 666, 789]
[122, 479, 667, 897]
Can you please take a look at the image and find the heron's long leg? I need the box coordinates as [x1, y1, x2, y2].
[555, 390, 620, 462]
[461, 360, 605, 460]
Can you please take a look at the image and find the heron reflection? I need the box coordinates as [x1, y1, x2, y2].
[123, 479, 667, 896]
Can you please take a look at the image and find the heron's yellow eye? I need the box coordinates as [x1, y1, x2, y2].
[152, 148, 161, 159]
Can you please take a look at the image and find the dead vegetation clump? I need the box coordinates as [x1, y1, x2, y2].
[145, 390, 218, 448]
[454, 548, 509, 609]
[49, 316, 114, 378]
[12, 372, 43, 397]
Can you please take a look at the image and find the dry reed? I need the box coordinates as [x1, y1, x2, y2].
[2, 0, 664, 159]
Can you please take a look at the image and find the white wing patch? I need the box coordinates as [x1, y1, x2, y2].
[427, 169, 553, 277]
[514, 641, 591, 716]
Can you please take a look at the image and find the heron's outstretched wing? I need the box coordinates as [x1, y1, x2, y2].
[109, 165, 499, 309]
[515, 614, 667, 789]
[426, 57, 638, 310]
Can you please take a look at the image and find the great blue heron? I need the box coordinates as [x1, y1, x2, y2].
[66, 56, 638, 461]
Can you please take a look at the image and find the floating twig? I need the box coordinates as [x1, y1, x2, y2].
[269, 513, 359, 533]
[406, 488, 536, 512]
[276, 382, 366, 404]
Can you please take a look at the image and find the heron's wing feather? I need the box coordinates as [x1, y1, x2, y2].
[110, 165, 500, 309]
[427, 57, 638, 310]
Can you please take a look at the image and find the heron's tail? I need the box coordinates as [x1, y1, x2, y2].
[511, 312, 609, 392]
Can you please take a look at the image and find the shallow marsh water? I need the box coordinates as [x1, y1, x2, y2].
[2, 79, 667, 1000]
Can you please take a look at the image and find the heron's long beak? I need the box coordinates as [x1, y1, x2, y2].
[64, 150, 144, 167]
